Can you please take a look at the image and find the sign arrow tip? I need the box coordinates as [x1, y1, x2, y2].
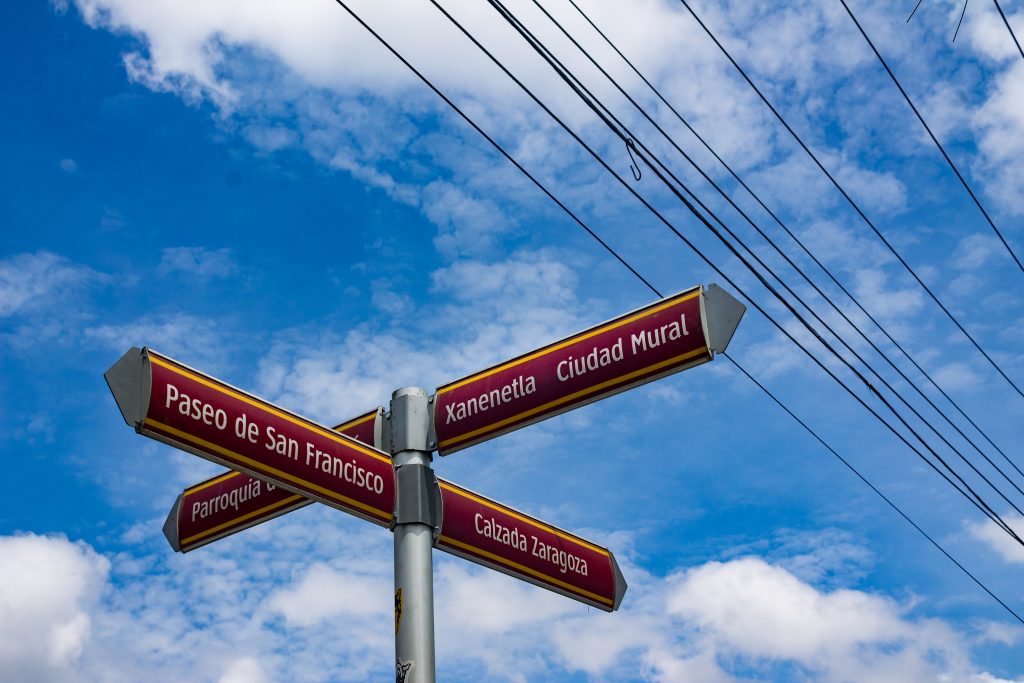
[704, 284, 746, 354]
[163, 494, 182, 553]
[104, 347, 148, 428]
[609, 550, 628, 612]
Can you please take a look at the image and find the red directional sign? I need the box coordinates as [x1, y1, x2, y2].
[166, 409, 382, 552]
[105, 348, 395, 527]
[436, 480, 626, 611]
[434, 285, 742, 454]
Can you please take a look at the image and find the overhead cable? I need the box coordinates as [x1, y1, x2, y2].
[725, 351, 1024, 626]
[562, 0, 1024, 493]
[326, 0, 1024, 624]
[532, 0, 1024, 513]
[992, 0, 1024, 62]
[415, 0, 1024, 545]
[476, 0, 1024, 543]
[840, 0, 1024, 276]
[676, 0, 1024, 401]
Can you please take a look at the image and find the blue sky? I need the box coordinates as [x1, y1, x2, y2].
[2, 0, 1024, 680]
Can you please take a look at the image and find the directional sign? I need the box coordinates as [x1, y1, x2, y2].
[164, 409, 383, 552]
[168, 463, 627, 610]
[435, 479, 626, 611]
[105, 348, 396, 527]
[434, 284, 744, 454]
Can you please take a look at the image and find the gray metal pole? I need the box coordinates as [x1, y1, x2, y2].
[389, 387, 438, 683]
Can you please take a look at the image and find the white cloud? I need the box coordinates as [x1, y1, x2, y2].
[424, 180, 516, 258]
[85, 312, 233, 371]
[642, 648, 734, 683]
[0, 251, 104, 318]
[967, 513, 1024, 565]
[834, 160, 908, 217]
[743, 332, 806, 379]
[257, 248, 585, 421]
[665, 556, 969, 682]
[973, 620, 1024, 647]
[99, 207, 129, 232]
[975, 674, 1024, 683]
[0, 534, 109, 682]
[967, 3, 1024, 64]
[437, 562, 575, 635]
[954, 233, 1006, 270]
[158, 246, 238, 279]
[931, 360, 983, 392]
[256, 328, 436, 423]
[973, 60, 1024, 214]
[0, 528, 1017, 682]
[852, 267, 924, 321]
[59, 158, 78, 173]
[217, 657, 271, 683]
[68, 0, 926, 270]
[268, 563, 389, 627]
[370, 278, 415, 317]
[669, 557, 907, 659]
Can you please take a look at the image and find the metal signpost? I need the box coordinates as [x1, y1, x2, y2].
[106, 284, 744, 683]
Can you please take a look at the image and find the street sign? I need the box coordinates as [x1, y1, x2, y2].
[164, 409, 383, 552]
[166, 407, 627, 610]
[435, 479, 626, 612]
[433, 284, 744, 454]
[105, 286, 746, 680]
[170, 462, 627, 610]
[105, 348, 396, 527]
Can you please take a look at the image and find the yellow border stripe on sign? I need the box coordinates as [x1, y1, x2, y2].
[180, 494, 306, 547]
[439, 481, 607, 555]
[181, 411, 379, 496]
[144, 418, 392, 522]
[438, 535, 613, 607]
[439, 346, 709, 449]
[436, 289, 700, 394]
[150, 356, 390, 465]
[333, 411, 377, 434]
[185, 470, 241, 495]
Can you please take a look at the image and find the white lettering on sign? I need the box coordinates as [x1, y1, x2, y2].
[556, 337, 624, 382]
[472, 512, 589, 576]
[445, 375, 536, 425]
[630, 313, 689, 355]
[191, 478, 264, 522]
[265, 425, 299, 460]
[474, 512, 528, 551]
[165, 383, 228, 431]
[305, 442, 385, 495]
[531, 535, 589, 576]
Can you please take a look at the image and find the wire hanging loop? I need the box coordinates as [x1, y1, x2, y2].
[626, 137, 641, 181]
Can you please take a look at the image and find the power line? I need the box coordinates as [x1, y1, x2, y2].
[532, 0, 1024, 519]
[315, 11, 656, 298]
[725, 351, 1024, 626]
[840, 0, 1024, 276]
[907, 0, 927, 23]
[676, 0, 1024, 402]
[326, 0, 1024, 625]
[411, 0, 1024, 550]
[955, 0, 972, 43]
[562, 0, 1024, 504]
[993, 0, 1024, 62]
[480, 0, 1024, 542]
[490, 0, 1022, 539]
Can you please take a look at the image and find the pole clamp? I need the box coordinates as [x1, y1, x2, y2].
[394, 463, 441, 533]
